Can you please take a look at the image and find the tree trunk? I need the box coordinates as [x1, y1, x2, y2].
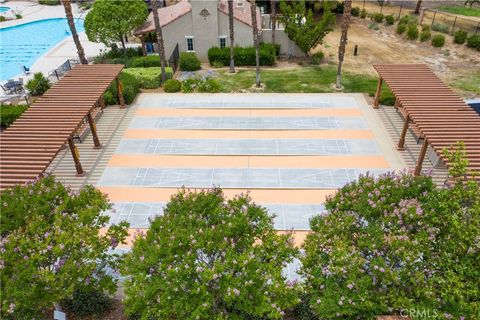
[228, 0, 235, 73]
[336, 0, 352, 89]
[271, 0, 276, 45]
[152, 0, 168, 83]
[414, 0, 422, 14]
[119, 36, 126, 49]
[62, 0, 88, 64]
[250, 0, 260, 87]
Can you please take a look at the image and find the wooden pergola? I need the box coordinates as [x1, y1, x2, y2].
[373, 64, 480, 180]
[0, 64, 125, 190]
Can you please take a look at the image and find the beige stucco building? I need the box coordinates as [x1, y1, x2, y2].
[133, 0, 302, 61]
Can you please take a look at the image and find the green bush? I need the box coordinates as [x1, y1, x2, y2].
[121, 188, 298, 319]
[0, 16, 6, 22]
[127, 55, 162, 68]
[399, 14, 417, 25]
[360, 9, 367, 19]
[25, 72, 50, 96]
[208, 43, 277, 67]
[198, 78, 221, 93]
[122, 67, 172, 89]
[301, 145, 480, 318]
[370, 12, 384, 23]
[62, 288, 112, 317]
[351, 6, 360, 17]
[0, 104, 28, 128]
[466, 34, 480, 50]
[179, 52, 201, 71]
[396, 23, 407, 34]
[164, 79, 181, 92]
[420, 30, 431, 42]
[406, 23, 419, 40]
[384, 15, 394, 25]
[310, 51, 324, 65]
[453, 30, 468, 44]
[212, 60, 224, 68]
[38, 0, 60, 5]
[104, 72, 139, 105]
[15, 13, 22, 19]
[421, 24, 430, 32]
[431, 22, 450, 34]
[431, 34, 446, 47]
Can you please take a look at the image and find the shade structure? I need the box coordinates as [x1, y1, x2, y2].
[373, 64, 480, 181]
[0, 64, 124, 190]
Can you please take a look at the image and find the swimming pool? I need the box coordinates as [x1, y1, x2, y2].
[0, 18, 85, 80]
[0, 6, 10, 13]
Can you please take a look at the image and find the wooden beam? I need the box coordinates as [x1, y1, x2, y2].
[67, 138, 85, 176]
[116, 77, 126, 108]
[373, 77, 383, 108]
[414, 139, 428, 176]
[397, 115, 409, 150]
[87, 113, 102, 149]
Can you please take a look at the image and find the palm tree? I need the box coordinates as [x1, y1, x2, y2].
[336, 0, 352, 89]
[270, 0, 276, 45]
[228, 0, 235, 73]
[414, 0, 422, 14]
[152, 0, 168, 83]
[62, 0, 88, 64]
[249, 0, 260, 87]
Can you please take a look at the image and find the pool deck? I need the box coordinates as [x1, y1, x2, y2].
[0, 1, 106, 87]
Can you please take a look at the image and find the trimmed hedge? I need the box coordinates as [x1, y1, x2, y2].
[0, 104, 29, 128]
[104, 72, 139, 105]
[179, 52, 201, 71]
[431, 34, 446, 47]
[164, 79, 181, 92]
[122, 67, 173, 89]
[127, 56, 164, 68]
[38, 0, 60, 5]
[466, 34, 480, 50]
[208, 43, 277, 67]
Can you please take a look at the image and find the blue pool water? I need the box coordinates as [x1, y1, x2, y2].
[0, 6, 10, 13]
[0, 18, 85, 80]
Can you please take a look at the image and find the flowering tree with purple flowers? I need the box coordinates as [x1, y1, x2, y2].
[122, 188, 298, 319]
[301, 143, 480, 319]
[0, 176, 129, 318]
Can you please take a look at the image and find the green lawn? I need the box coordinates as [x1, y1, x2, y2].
[216, 66, 395, 105]
[437, 5, 480, 17]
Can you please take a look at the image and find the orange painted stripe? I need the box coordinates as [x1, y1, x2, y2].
[136, 108, 362, 117]
[124, 129, 374, 139]
[98, 187, 336, 204]
[108, 155, 389, 168]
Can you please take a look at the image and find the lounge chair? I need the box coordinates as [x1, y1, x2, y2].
[23, 65, 31, 75]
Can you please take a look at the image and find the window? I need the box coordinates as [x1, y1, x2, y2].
[186, 37, 195, 52]
[219, 36, 227, 49]
[236, 0, 244, 8]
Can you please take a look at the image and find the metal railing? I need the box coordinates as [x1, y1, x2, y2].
[47, 59, 81, 82]
[168, 43, 180, 73]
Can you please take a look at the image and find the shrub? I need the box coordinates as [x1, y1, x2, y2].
[384, 15, 394, 25]
[38, 0, 60, 5]
[399, 14, 417, 25]
[310, 51, 324, 65]
[212, 60, 223, 68]
[0, 16, 6, 22]
[431, 22, 450, 34]
[179, 52, 201, 71]
[370, 13, 384, 23]
[104, 71, 139, 105]
[208, 43, 277, 66]
[368, 22, 379, 30]
[406, 23, 419, 40]
[25, 72, 50, 96]
[164, 79, 181, 92]
[360, 9, 367, 19]
[431, 34, 446, 47]
[420, 30, 431, 42]
[421, 24, 430, 32]
[15, 13, 22, 19]
[453, 30, 468, 44]
[122, 67, 172, 89]
[198, 78, 221, 93]
[351, 6, 360, 17]
[466, 34, 480, 50]
[396, 23, 407, 34]
[0, 176, 129, 317]
[62, 288, 112, 317]
[121, 188, 298, 319]
[301, 144, 480, 318]
[0, 104, 28, 128]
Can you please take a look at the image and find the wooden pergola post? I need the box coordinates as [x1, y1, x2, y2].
[67, 137, 84, 176]
[373, 77, 383, 108]
[99, 96, 106, 109]
[397, 115, 409, 150]
[116, 77, 125, 108]
[87, 112, 102, 149]
[414, 139, 428, 176]
[140, 35, 147, 56]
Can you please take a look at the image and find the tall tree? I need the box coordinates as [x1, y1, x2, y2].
[228, 0, 235, 73]
[151, 0, 168, 83]
[62, 0, 88, 64]
[249, 0, 261, 87]
[271, 0, 276, 45]
[336, 0, 352, 89]
[84, 0, 148, 49]
[414, 0, 422, 14]
[279, 0, 335, 56]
